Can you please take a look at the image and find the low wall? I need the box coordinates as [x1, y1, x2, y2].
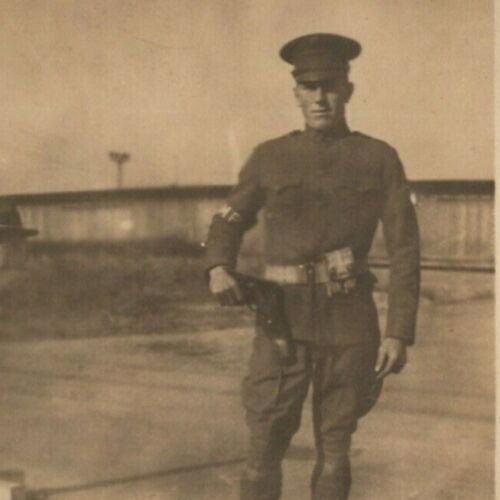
[2, 181, 493, 270]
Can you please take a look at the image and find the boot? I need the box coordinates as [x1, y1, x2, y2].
[240, 466, 282, 500]
[311, 458, 351, 500]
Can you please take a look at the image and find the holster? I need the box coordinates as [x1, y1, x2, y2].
[230, 272, 295, 364]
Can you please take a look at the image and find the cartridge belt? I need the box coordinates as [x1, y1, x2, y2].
[264, 259, 369, 295]
[264, 262, 330, 284]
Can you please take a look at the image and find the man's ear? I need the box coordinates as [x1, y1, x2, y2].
[344, 81, 354, 103]
[293, 85, 301, 106]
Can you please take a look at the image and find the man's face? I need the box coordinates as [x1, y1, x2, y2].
[294, 75, 354, 131]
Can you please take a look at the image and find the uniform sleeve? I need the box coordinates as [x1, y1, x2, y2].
[380, 148, 420, 345]
[204, 147, 265, 272]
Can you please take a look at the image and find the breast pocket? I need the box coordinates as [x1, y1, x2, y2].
[265, 178, 303, 218]
[354, 179, 384, 215]
[328, 177, 383, 214]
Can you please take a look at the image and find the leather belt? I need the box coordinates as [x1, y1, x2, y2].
[264, 262, 330, 284]
[264, 259, 369, 295]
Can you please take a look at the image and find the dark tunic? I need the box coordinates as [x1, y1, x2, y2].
[205, 125, 420, 346]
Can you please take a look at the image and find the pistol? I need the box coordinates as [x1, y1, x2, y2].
[230, 272, 295, 364]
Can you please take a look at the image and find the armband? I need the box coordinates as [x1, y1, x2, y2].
[215, 204, 243, 224]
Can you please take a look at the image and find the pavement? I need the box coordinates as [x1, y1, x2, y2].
[0, 289, 494, 499]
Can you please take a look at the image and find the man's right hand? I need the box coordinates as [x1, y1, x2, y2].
[209, 266, 245, 306]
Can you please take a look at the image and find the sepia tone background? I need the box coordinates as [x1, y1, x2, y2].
[0, 0, 494, 194]
[0, 1, 495, 499]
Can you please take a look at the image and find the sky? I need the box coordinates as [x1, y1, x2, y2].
[0, 0, 494, 194]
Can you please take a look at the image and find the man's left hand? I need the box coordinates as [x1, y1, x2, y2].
[375, 338, 407, 380]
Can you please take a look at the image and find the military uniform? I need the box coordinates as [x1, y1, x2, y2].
[0, 203, 37, 242]
[0, 204, 37, 291]
[205, 33, 420, 500]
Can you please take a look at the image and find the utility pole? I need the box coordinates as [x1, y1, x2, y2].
[108, 152, 130, 189]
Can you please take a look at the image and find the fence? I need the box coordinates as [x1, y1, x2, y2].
[2, 180, 494, 271]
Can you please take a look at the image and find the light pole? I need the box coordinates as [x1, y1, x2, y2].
[108, 152, 130, 189]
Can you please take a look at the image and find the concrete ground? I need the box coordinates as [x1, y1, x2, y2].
[0, 283, 494, 499]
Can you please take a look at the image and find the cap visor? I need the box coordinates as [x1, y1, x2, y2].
[0, 227, 38, 238]
[293, 68, 347, 82]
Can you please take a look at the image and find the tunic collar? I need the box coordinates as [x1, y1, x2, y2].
[303, 120, 351, 144]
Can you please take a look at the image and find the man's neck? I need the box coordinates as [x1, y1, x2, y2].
[305, 119, 350, 142]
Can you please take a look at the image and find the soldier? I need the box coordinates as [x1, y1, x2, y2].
[204, 33, 420, 500]
[0, 203, 37, 322]
[0, 204, 37, 271]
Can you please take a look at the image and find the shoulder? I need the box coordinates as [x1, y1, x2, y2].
[346, 132, 405, 179]
[344, 133, 407, 187]
[245, 131, 303, 182]
[347, 132, 399, 159]
[253, 130, 302, 155]
[239, 131, 301, 178]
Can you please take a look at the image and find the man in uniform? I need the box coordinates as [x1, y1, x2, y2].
[0, 204, 37, 270]
[0, 203, 38, 320]
[204, 33, 420, 500]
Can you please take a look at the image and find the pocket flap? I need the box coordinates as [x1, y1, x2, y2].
[272, 179, 302, 193]
[262, 172, 303, 192]
[336, 177, 381, 192]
